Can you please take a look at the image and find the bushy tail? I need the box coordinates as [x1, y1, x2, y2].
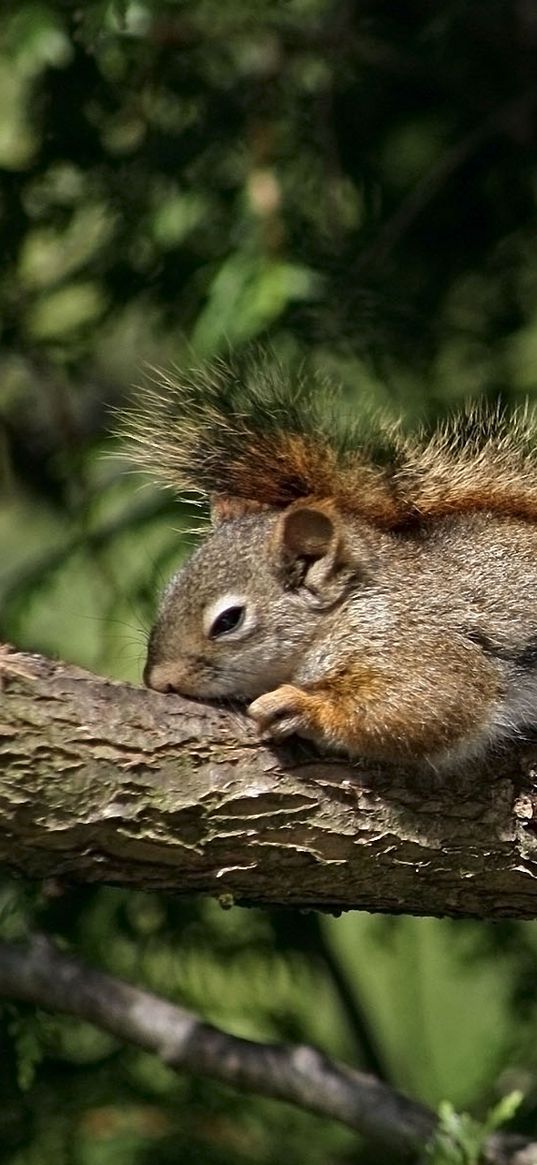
[119, 356, 537, 528]
[118, 356, 404, 525]
[406, 403, 537, 524]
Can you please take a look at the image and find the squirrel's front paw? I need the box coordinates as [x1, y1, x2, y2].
[248, 685, 315, 742]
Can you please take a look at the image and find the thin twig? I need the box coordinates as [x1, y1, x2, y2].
[0, 935, 431, 1156]
[0, 936, 534, 1163]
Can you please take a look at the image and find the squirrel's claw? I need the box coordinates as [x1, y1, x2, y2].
[248, 684, 312, 742]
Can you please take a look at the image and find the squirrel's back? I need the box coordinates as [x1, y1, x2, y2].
[120, 357, 537, 529]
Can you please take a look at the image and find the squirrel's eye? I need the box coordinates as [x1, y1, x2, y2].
[209, 605, 245, 638]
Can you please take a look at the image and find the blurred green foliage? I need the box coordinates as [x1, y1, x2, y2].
[2, 1, 537, 1161]
[426, 1093, 524, 1165]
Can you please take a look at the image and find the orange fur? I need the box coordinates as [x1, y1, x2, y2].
[120, 364, 537, 529]
[249, 644, 500, 763]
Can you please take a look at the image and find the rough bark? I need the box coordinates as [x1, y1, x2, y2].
[1, 644, 537, 918]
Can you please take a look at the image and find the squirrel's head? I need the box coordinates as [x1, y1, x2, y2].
[144, 500, 376, 700]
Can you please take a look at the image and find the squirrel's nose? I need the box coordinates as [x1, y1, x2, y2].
[144, 661, 180, 693]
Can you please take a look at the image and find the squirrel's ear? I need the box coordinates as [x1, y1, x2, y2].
[210, 494, 270, 525]
[272, 502, 347, 589]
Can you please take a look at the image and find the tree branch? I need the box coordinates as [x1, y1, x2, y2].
[0, 935, 534, 1164]
[1, 644, 537, 918]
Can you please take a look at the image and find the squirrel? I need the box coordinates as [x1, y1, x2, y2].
[120, 356, 537, 771]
